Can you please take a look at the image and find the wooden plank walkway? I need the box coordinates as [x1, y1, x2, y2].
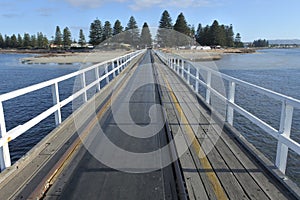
[153, 54, 299, 200]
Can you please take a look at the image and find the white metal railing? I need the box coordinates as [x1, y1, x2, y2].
[155, 50, 300, 175]
[0, 49, 145, 171]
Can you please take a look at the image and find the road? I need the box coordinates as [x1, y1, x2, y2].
[53, 50, 180, 200]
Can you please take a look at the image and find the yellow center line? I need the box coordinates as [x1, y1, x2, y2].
[157, 64, 228, 200]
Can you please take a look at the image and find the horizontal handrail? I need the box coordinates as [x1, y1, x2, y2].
[155, 50, 300, 175]
[0, 49, 146, 171]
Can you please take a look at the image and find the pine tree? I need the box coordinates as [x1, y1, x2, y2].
[89, 19, 103, 46]
[0, 34, 4, 48]
[157, 10, 173, 47]
[5, 35, 11, 48]
[37, 32, 44, 48]
[210, 20, 221, 46]
[17, 34, 23, 48]
[140, 22, 152, 48]
[174, 13, 190, 35]
[54, 26, 62, 46]
[234, 33, 244, 47]
[195, 23, 202, 44]
[63, 27, 72, 48]
[103, 21, 112, 41]
[10, 34, 17, 48]
[23, 33, 31, 48]
[225, 25, 234, 47]
[42, 35, 49, 48]
[125, 16, 140, 48]
[30, 35, 37, 48]
[113, 20, 123, 35]
[78, 29, 86, 46]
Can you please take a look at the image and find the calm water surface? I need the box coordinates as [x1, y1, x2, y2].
[0, 54, 80, 162]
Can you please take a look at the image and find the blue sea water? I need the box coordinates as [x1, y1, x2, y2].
[0, 54, 80, 162]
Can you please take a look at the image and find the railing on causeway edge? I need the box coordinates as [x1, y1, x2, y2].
[155, 50, 300, 175]
[0, 49, 145, 171]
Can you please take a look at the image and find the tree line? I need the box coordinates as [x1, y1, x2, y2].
[0, 10, 249, 49]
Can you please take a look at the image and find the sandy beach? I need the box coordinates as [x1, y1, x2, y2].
[21, 50, 130, 64]
[18, 48, 256, 64]
[166, 48, 256, 62]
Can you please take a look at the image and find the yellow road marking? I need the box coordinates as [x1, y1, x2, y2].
[157, 65, 228, 200]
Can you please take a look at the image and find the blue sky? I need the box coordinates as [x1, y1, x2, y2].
[0, 0, 299, 42]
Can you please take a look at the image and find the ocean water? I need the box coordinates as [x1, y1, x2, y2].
[202, 48, 300, 186]
[0, 54, 80, 162]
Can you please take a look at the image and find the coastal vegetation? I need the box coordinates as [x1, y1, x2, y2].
[0, 10, 249, 50]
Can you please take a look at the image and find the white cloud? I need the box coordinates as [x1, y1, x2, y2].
[63, 0, 218, 9]
[64, 0, 126, 8]
[129, 0, 214, 10]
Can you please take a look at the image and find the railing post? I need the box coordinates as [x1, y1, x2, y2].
[195, 68, 199, 93]
[275, 101, 294, 174]
[226, 81, 236, 125]
[51, 82, 62, 126]
[112, 61, 116, 78]
[95, 66, 101, 92]
[176, 59, 180, 74]
[118, 59, 121, 74]
[105, 63, 110, 84]
[187, 64, 190, 84]
[0, 101, 11, 171]
[82, 72, 87, 102]
[181, 60, 184, 77]
[206, 71, 212, 104]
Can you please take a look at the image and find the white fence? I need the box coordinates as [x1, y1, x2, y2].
[0, 50, 145, 171]
[155, 50, 300, 175]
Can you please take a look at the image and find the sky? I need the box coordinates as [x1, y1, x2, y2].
[0, 0, 300, 42]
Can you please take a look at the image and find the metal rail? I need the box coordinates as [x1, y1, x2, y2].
[0, 49, 146, 171]
[155, 50, 300, 175]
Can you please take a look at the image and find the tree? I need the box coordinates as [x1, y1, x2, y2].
[30, 35, 37, 48]
[157, 10, 173, 47]
[0, 34, 4, 48]
[23, 33, 31, 48]
[78, 29, 86, 46]
[225, 25, 234, 47]
[252, 39, 269, 47]
[195, 23, 202, 44]
[140, 22, 152, 48]
[159, 10, 173, 29]
[234, 33, 244, 47]
[174, 13, 190, 36]
[125, 16, 140, 47]
[89, 19, 103, 46]
[37, 32, 43, 48]
[209, 20, 221, 46]
[10, 34, 17, 48]
[17, 34, 23, 48]
[113, 20, 123, 35]
[42, 35, 49, 48]
[63, 27, 72, 48]
[103, 21, 112, 41]
[54, 26, 62, 46]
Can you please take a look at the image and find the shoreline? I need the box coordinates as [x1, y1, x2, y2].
[19, 50, 129, 64]
[0, 48, 257, 64]
[167, 48, 256, 62]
